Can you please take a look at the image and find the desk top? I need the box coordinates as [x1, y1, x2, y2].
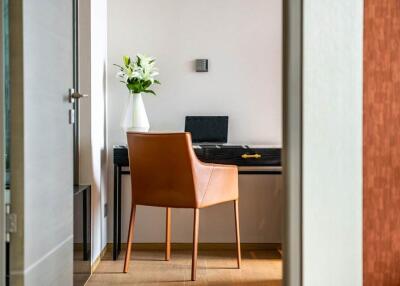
[114, 144, 282, 148]
[113, 144, 281, 168]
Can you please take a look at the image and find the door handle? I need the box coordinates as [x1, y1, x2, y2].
[69, 88, 88, 102]
[241, 154, 262, 159]
[68, 88, 88, 124]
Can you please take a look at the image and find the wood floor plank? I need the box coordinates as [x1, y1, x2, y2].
[87, 249, 282, 286]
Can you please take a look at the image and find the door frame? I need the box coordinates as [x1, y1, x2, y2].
[283, 0, 303, 285]
[0, 0, 305, 285]
[0, 0, 5, 284]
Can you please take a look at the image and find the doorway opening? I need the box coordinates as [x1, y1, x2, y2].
[85, 0, 290, 285]
[2, 0, 304, 285]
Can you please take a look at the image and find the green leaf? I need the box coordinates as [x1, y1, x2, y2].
[127, 83, 139, 92]
[143, 80, 151, 89]
[154, 80, 161, 84]
[143, 90, 156, 95]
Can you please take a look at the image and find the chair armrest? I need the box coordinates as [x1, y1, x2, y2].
[192, 158, 239, 208]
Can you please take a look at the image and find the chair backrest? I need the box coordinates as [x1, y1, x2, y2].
[126, 132, 198, 208]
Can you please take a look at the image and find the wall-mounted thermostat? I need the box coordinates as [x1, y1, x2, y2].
[196, 59, 208, 72]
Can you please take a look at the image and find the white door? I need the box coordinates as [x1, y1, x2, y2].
[8, 0, 75, 285]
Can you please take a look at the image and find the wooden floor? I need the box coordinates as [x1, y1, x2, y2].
[87, 248, 282, 286]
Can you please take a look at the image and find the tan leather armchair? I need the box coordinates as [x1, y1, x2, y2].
[123, 132, 241, 281]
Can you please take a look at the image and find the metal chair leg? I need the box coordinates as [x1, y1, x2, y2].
[191, 208, 200, 281]
[234, 200, 241, 269]
[165, 207, 171, 261]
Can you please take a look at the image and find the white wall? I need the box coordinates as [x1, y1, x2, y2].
[302, 0, 363, 285]
[108, 0, 282, 145]
[79, 0, 108, 262]
[107, 0, 283, 243]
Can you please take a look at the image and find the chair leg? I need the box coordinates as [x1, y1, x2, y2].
[191, 208, 200, 281]
[234, 200, 241, 269]
[123, 204, 136, 273]
[165, 207, 171, 261]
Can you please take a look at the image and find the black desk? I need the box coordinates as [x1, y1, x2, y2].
[112, 144, 282, 260]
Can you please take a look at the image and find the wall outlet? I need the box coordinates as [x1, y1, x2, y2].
[104, 203, 108, 217]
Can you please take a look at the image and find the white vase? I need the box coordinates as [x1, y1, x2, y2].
[121, 92, 150, 132]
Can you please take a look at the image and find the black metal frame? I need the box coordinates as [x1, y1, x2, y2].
[5, 242, 9, 286]
[72, 0, 80, 186]
[113, 165, 130, 259]
[73, 184, 91, 261]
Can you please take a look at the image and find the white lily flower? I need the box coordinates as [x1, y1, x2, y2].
[115, 54, 160, 94]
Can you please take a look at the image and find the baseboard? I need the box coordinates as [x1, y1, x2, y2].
[91, 246, 108, 273]
[73, 243, 86, 251]
[106, 242, 281, 251]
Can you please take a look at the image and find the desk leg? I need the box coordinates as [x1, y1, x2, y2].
[113, 165, 118, 260]
[83, 187, 88, 261]
[117, 165, 122, 255]
[88, 186, 91, 260]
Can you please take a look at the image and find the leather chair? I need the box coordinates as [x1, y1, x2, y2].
[123, 132, 241, 281]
